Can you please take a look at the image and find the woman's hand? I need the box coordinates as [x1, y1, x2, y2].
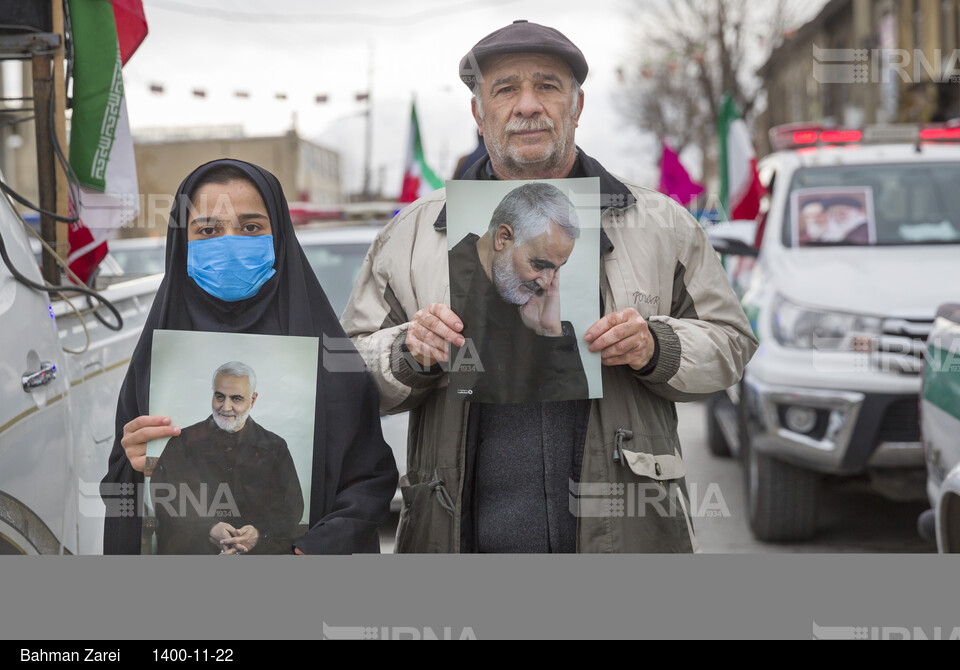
[120, 416, 180, 472]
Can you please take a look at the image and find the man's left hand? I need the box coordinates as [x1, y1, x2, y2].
[584, 309, 656, 370]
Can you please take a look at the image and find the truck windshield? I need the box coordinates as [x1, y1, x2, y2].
[782, 163, 960, 247]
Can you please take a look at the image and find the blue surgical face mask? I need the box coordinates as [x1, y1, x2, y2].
[187, 235, 277, 302]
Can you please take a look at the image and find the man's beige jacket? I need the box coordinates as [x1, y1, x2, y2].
[341, 157, 758, 553]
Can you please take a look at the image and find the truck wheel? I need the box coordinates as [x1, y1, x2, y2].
[746, 445, 820, 541]
[705, 393, 732, 458]
[738, 384, 820, 541]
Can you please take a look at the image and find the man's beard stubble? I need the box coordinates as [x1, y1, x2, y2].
[485, 116, 571, 175]
[492, 247, 539, 306]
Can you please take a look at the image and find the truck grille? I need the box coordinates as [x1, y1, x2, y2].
[875, 317, 933, 375]
[876, 398, 921, 443]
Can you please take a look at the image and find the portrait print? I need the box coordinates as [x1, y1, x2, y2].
[142, 329, 318, 555]
[445, 178, 602, 403]
[792, 186, 876, 247]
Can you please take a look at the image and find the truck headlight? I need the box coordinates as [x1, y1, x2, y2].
[772, 295, 881, 350]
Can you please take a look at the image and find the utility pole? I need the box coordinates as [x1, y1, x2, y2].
[361, 42, 373, 200]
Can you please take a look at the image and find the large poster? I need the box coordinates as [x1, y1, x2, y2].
[143, 330, 318, 555]
[445, 178, 602, 403]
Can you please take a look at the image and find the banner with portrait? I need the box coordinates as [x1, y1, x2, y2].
[445, 178, 602, 403]
[143, 330, 318, 555]
[791, 186, 877, 247]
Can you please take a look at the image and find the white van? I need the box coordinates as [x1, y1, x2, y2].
[707, 125, 960, 541]
[0, 181, 159, 554]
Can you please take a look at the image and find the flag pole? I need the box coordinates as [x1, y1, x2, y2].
[52, 0, 69, 264]
[32, 33, 59, 285]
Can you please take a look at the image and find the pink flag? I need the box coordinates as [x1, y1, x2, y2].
[658, 141, 704, 207]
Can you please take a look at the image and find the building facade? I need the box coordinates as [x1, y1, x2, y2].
[758, 0, 960, 154]
[131, 127, 341, 237]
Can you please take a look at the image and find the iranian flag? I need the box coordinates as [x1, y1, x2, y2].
[67, 0, 147, 283]
[399, 101, 443, 204]
[718, 93, 764, 220]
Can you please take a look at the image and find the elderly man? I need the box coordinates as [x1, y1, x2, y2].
[823, 196, 870, 244]
[148, 361, 304, 555]
[450, 182, 588, 403]
[342, 20, 758, 553]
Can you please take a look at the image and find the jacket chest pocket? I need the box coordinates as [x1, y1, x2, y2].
[602, 255, 663, 321]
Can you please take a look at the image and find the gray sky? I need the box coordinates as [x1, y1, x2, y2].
[122, 0, 828, 197]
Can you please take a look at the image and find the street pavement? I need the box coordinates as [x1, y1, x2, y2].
[378, 401, 935, 554]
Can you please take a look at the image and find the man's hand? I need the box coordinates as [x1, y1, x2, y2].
[584, 309, 656, 370]
[519, 271, 563, 337]
[220, 525, 259, 555]
[121, 416, 180, 472]
[210, 522, 237, 553]
[405, 303, 465, 368]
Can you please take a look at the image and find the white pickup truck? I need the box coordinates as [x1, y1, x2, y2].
[0, 181, 159, 555]
[707, 124, 960, 542]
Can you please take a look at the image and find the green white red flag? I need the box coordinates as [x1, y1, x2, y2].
[718, 93, 764, 221]
[399, 101, 443, 204]
[67, 0, 147, 282]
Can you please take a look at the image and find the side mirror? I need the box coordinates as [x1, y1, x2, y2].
[707, 220, 759, 258]
[937, 303, 960, 324]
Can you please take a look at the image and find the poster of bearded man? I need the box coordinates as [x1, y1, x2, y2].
[445, 178, 602, 404]
[142, 330, 317, 555]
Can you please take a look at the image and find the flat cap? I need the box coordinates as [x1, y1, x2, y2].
[459, 20, 588, 89]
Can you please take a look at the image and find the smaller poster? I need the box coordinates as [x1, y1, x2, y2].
[143, 329, 318, 555]
[445, 178, 602, 404]
[792, 186, 877, 247]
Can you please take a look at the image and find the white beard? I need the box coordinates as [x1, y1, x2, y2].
[213, 408, 250, 433]
[492, 246, 539, 305]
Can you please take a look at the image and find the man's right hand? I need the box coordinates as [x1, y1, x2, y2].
[210, 522, 237, 553]
[121, 416, 180, 472]
[405, 303, 465, 368]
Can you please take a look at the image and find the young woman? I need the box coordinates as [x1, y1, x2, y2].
[101, 159, 397, 554]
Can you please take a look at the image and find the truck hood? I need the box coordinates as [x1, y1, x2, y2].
[769, 245, 960, 317]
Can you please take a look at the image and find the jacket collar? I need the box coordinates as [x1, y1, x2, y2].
[432, 147, 635, 255]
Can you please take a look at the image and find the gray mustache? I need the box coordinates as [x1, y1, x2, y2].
[504, 117, 555, 133]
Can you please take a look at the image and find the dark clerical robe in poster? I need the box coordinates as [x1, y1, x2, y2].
[149, 416, 304, 554]
[448, 233, 589, 404]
